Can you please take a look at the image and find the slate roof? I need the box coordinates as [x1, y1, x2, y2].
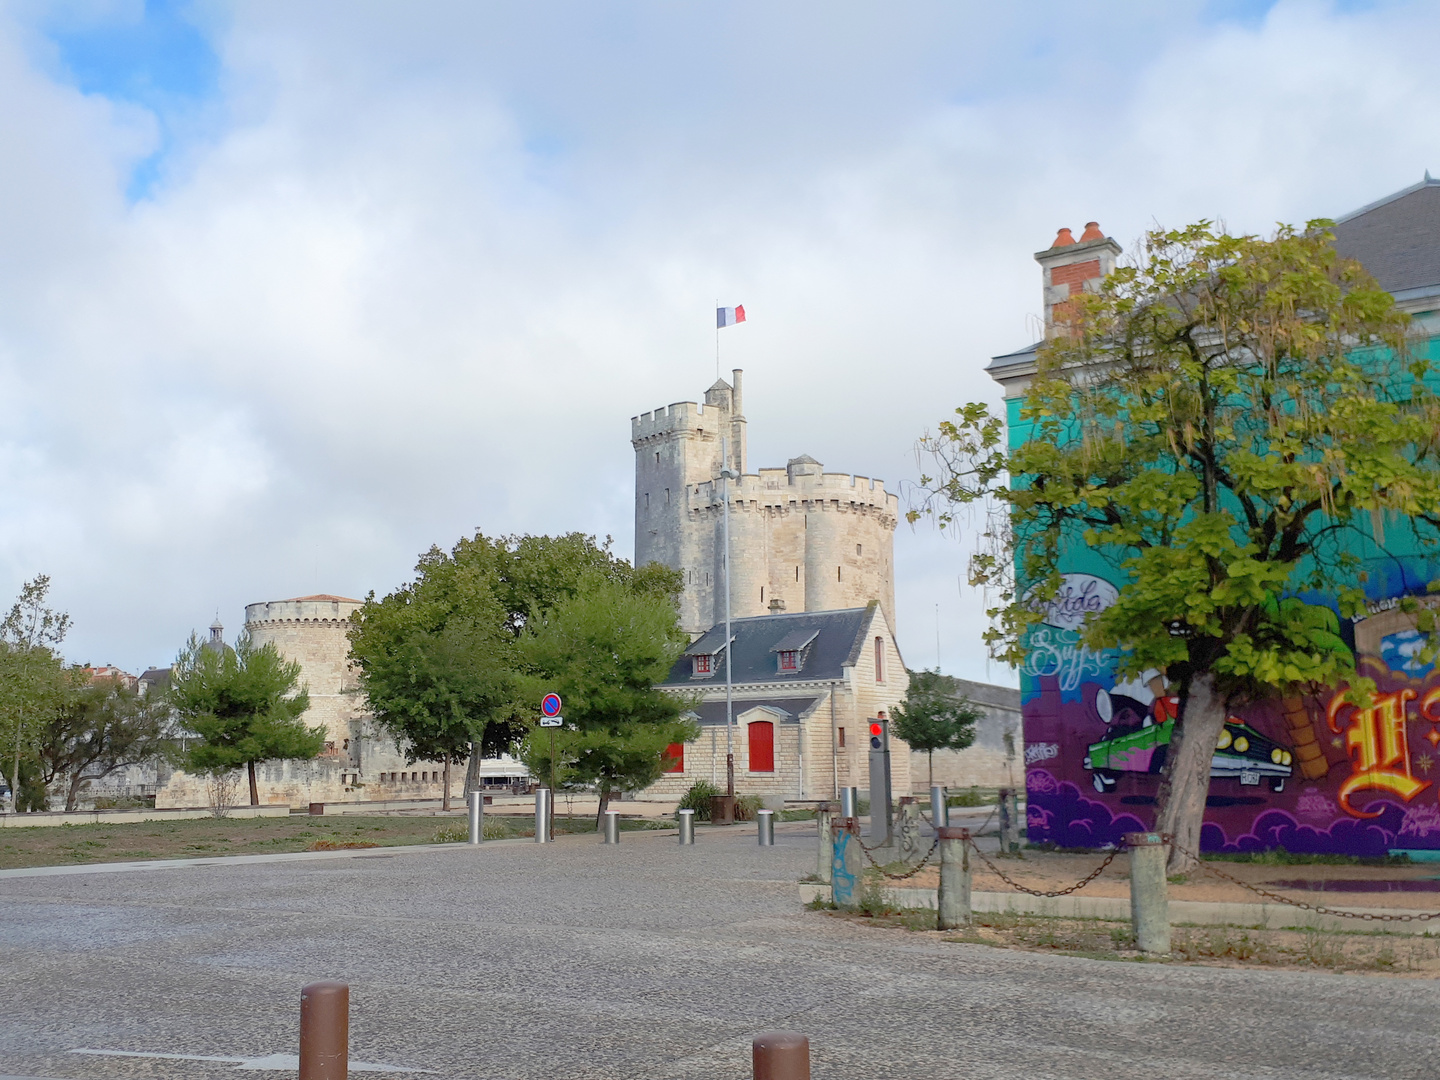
[683, 696, 822, 727]
[662, 605, 876, 686]
[1333, 175, 1440, 299]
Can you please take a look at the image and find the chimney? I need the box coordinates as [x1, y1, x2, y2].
[1035, 222, 1121, 336]
[768, 597, 786, 613]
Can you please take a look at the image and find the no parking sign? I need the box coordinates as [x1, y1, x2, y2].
[540, 693, 563, 727]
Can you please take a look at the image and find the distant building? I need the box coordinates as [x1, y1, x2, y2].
[79, 664, 138, 690]
[906, 675, 1022, 793]
[646, 603, 911, 802]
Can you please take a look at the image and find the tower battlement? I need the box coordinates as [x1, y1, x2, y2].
[631, 400, 716, 442]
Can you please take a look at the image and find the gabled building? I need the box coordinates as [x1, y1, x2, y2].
[646, 602, 911, 801]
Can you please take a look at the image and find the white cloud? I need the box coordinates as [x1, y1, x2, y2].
[0, 0, 1435, 680]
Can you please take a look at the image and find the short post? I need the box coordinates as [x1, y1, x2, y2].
[299, 980, 348, 1080]
[757, 809, 775, 846]
[603, 809, 620, 844]
[677, 807, 696, 845]
[466, 789, 484, 845]
[936, 827, 971, 931]
[710, 793, 736, 826]
[815, 803, 835, 884]
[929, 784, 948, 829]
[839, 786, 859, 819]
[998, 787, 1020, 854]
[753, 1030, 810, 1080]
[897, 797, 921, 862]
[534, 787, 553, 843]
[830, 818, 862, 909]
[1125, 832, 1171, 955]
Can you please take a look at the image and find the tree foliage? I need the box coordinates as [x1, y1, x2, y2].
[39, 675, 176, 811]
[169, 632, 322, 806]
[518, 573, 695, 820]
[891, 669, 981, 788]
[916, 221, 1440, 869]
[0, 576, 70, 811]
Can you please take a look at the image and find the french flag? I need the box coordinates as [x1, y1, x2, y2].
[717, 304, 746, 328]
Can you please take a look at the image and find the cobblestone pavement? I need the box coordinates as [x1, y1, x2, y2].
[1, 820, 1436, 1079]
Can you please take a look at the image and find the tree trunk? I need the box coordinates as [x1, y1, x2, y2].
[1155, 671, 1227, 875]
[596, 784, 611, 828]
[11, 705, 24, 814]
[247, 760, 260, 806]
[66, 770, 86, 812]
[441, 753, 451, 812]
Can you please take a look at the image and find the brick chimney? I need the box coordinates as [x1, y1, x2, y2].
[1036, 222, 1121, 336]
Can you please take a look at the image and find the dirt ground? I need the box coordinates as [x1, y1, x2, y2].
[828, 906, 1440, 976]
[893, 846, 1440, 911]
[0, 811, 671, 870]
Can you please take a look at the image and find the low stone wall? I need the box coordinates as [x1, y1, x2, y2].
[0, 805, 291, 829]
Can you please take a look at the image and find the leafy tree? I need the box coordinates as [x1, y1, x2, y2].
[518, 574, 695, 822]
[891, 669, 981, 788]
[915, 221, 1440, 871]
[39, 674, 176, 811]
[169, 631, 323, 806]
[0, 576, 71, 812]
[349, 546, 519, 811]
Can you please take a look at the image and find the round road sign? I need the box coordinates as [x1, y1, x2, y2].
[541, 693, 562, 717]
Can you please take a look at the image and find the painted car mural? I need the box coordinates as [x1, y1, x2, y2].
[1021, 571, 1440, 857]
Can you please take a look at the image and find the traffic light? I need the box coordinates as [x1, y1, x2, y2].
[869, 720, 884, 750]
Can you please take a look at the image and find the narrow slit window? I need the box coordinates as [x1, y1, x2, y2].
[874, 637, 885, 683]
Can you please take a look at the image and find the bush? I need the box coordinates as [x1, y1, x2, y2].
[678, 780, 719, 821]
[733, 794, 763, 821]
[948, 786, 988, 808]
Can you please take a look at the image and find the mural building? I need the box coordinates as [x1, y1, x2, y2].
[987, 178, 1440, 856]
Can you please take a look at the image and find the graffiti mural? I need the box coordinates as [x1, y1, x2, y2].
[1023, 572, 1440, 856]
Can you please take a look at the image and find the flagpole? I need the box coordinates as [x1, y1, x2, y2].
[715, 298, 720, 380]
[722, 434, 735, 797]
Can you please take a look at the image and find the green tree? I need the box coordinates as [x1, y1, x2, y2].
[518, 574, 695, 822]
[39, 674, 177, 811]
[916, 221, 1440, 871]
[891, 669, 981, 788]
[0, 576, 71, 813]
[169, 631, 323, 806]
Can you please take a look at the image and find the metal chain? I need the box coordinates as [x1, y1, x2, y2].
[920, 804, 997, 836]
[1173, 843, 1440, 924]
[857, 835, 941, 880]
[967, 838, 1124, 898]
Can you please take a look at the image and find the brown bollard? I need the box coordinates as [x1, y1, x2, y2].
[299, 981, 349, 1080]
[753, 1030, 810, 1080]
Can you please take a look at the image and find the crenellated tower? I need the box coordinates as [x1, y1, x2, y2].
[632, 371, 897, 637]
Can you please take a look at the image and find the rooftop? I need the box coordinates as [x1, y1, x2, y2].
[662, 605, 877, 686]
[1332, 173, 1440, 299]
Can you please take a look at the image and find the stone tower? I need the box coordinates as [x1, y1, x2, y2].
[632, 371, 898, 637]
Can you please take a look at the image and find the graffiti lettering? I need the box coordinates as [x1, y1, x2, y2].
[1021, 626, 1117, 692]
[1024, 573, 1119, 633]
[1024, 742, 1060, 766]
[1327, 688, 1431, 818]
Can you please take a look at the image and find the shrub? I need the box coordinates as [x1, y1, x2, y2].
[733, 794, 763, 821]
[678, 780, 719, 821]
[948, 786, 988, 808]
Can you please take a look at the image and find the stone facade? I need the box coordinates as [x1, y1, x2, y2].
[633, 371, 899, 637]
[907, 677, 1023, 792]
[645, 603, 912, 802]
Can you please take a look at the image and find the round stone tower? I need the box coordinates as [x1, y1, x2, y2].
[244, 594, 365, 756]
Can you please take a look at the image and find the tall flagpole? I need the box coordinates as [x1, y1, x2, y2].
[722, 434, 735, 796]
[715, 298, 720, 380]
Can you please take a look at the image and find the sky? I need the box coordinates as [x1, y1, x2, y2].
[1, 0, 1437, 682]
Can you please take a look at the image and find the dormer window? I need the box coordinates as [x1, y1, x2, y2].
[693, 653, 713, 676]
[770, 627, 819, 675]
[778, 650, 798, 671]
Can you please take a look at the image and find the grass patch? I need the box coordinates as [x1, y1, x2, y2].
[1204, 846, 1412, 867]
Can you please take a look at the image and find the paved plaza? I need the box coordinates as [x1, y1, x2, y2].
[1, 820, 1437, 1079]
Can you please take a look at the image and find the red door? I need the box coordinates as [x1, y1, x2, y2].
[662, 743, 685, 773]
[748, 721, 775, 773]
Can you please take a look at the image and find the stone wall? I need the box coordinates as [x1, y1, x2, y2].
[907, 676, 1023, 792]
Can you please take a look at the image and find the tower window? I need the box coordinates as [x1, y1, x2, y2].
[655, 451, 660, 464]
[666, 488, 671, 505]
[838, 727, 846, 748]
[856, 544, 863, 556]
[874, 636, 885, 683]
[760, 586, 765, 604]
[837, 566, 842, 582]
[794, 566, 799, 581]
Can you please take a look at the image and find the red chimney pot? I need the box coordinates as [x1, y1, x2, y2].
[1051, 227, 1075, 247]
[1079, 221, 1104, 242]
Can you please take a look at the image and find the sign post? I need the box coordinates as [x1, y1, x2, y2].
[540, 694, 562, 833]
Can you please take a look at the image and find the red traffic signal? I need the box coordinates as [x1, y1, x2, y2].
[869, 722, 883, 737]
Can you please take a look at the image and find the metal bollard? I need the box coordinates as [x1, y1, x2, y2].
[937, 827, 972, 930]
[830, 818, 862, 909]
[757, 809, 775, 846]
[998, 787, 1020, 854]
[467, 789, 484, 845]
[299, 980, 348, 1080]
[534, 787, 553, 843]
[678, 807, 696, 845]
[1125, 832, 1171, 954]
[603, 809, 620, 844]
[815, 803, 835, 884]
[930, 784, 948, 829]
[839, 786, 859, 819]
[753, 1030, 810, 1080]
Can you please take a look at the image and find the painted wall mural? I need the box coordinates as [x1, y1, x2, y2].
[1023, 572, 1440, 856]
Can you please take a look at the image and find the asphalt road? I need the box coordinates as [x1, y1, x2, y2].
[1, 820, 1436, 1080]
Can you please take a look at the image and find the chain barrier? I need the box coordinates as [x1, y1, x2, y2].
[966, 838, 1125, 898]
[1172, 842, 1440, 924]
[921, 803, 997, 837]
[856, 834, 940, 880]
